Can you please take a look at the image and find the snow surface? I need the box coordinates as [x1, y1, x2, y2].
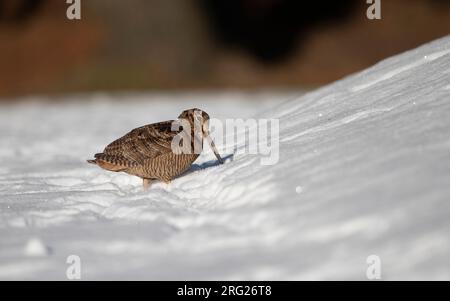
[1, 35, 450, 280]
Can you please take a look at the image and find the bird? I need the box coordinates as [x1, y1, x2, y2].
[88, 108, 224, 190]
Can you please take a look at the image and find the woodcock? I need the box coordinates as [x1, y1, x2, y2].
[88, 108, 224, 190]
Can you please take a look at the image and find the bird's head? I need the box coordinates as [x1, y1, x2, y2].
[178, 108, 210, 135]
[177, 108, 223, 164]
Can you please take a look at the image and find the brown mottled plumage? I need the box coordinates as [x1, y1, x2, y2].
[88, 108, 223, 190]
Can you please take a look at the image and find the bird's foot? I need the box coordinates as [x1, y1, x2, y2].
[143, 178, 152, 191]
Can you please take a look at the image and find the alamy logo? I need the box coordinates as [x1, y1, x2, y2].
[66, 255, 81, 280]
[366, 0, 381, 20]
[366, 255, 381, 280]
[66, 0, 81, 20]
[170, 111, 279, 165]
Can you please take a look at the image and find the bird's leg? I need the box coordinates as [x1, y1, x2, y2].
[143, 178, 152, 191]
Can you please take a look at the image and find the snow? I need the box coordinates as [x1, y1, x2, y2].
[23, 238, 51, 257]
[1, 35, 450, 280]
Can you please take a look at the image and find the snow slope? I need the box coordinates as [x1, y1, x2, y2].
[1, 35, 450, 280]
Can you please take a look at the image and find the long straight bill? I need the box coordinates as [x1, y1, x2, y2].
[206, 134, 224, 164]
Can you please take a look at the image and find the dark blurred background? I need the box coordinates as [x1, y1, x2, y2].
[1, 0, 449, 98]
